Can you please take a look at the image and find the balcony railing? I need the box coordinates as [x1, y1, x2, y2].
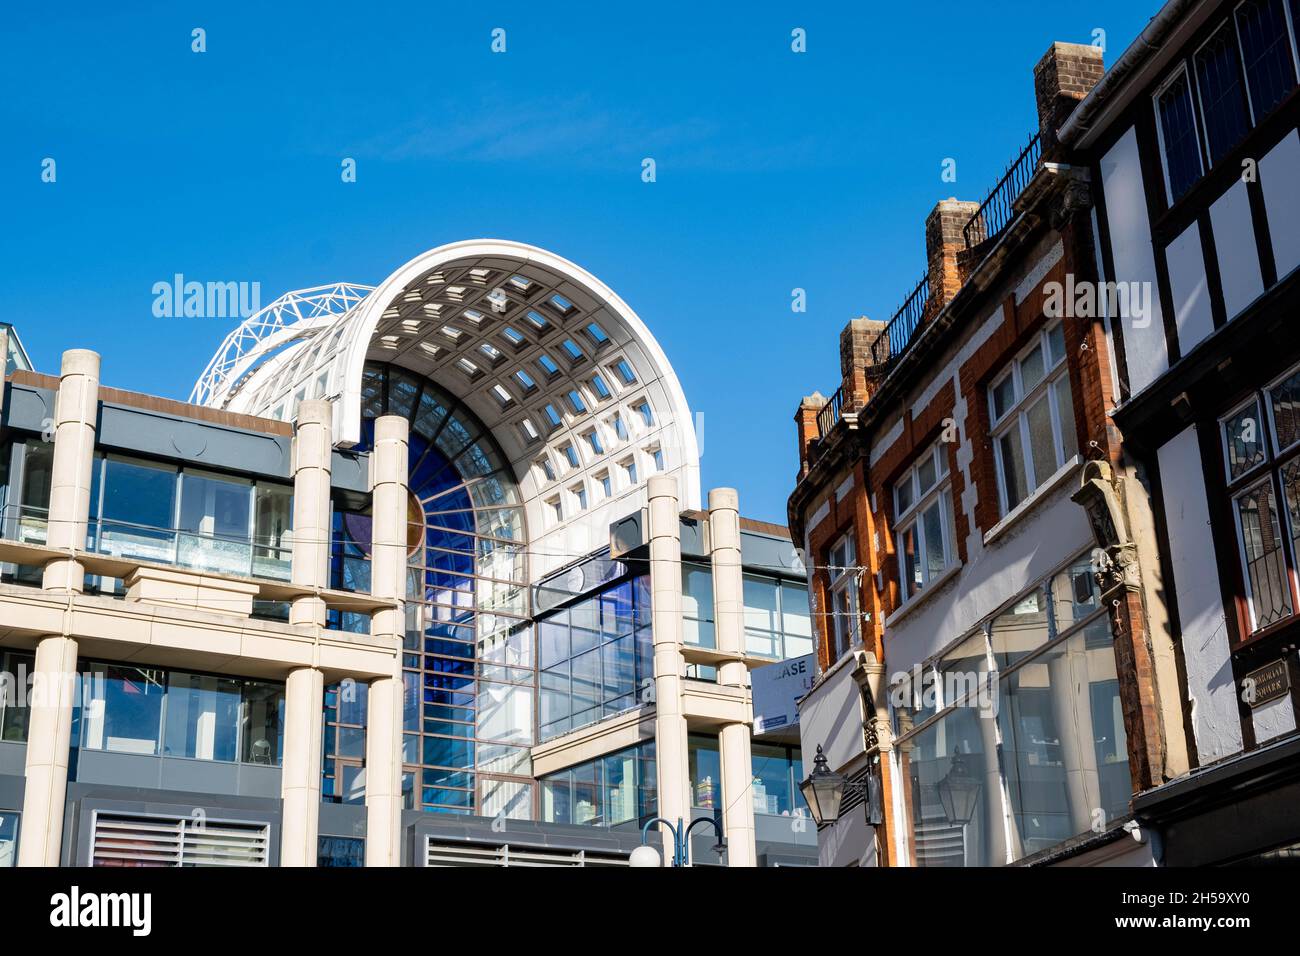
[816, 387, 844, 440]
[0, 504, 294, 582]
[868, 273, 931, 370]
[87, 519, 294, 582]
[0, 503, 50, 547]
[962, 132, 1043, 249]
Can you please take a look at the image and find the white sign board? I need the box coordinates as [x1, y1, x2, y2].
[752, 654, 815, 736]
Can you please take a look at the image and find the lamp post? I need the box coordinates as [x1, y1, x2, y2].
[630, 810, 726, 867]
[798, 745, 883, 827]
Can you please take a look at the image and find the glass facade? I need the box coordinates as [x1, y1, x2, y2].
[325, 363, 531, 816]
[537, 576, 653, 742]
[0, 812, 16, 867]
[0, 650, 35, 743]
[72, 662, 285, 765]
[87, 456, 293, 581]
[540, 741, 657, 827]
[893, 554, 1132, 866]
[689, 735, 806, 816]
[742, 574, 813, 661]
[682, 564, 812, 662]
[0, 439, 54, 558]
[318, 836, 365, 867]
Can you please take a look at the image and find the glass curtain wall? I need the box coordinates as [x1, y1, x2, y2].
[892, 554, 1132, 866]
[742, 574, 814, 661]
[0, 650, 35, 742]
[537, 575, 653, 742]
[77, 454, 293, 582]
[62, 661, 285, 765]
[325, 363, 530, 817]
[539, 741, 657, 827]
[689, 735, 807, 816]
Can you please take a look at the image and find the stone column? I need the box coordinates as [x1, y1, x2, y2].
[17, 636, 79, 866]
[280, 666, 324, 868]
[365, 415, 408, 867]
[280, 399, 333, 867]
[42, 349, 100, 593]
[19, 351, 101, 866]
[647, 475, 691, 844]
[288, 400, 333, 630]
[708, 487, 757, 867]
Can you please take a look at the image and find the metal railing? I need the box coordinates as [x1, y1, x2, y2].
[0, 503, 50, 547]
[869, 273, 931, 369]
[816, 387, 844, 440]
[87, 519, 294, 582]
[0, 504, 293, 582]
[963, 132, 1043, 249]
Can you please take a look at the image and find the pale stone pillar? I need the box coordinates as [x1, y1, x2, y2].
[19, 350, 100, 865]
[280, 666, 324, 867]
[42, 349, 100, 593]
[708, 487, 757, 867]
[289, 400, 333, 629]
[365, 415, 408, 867]
[647, 475, 692, 842]
[17, 635, 79, 866]
[280, 399, 333, 867]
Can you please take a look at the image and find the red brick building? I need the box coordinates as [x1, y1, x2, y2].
[789, 41, 1190, 867]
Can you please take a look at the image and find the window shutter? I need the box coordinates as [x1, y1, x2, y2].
[425, 838, 628, 867]
[92, 812, 269, 867]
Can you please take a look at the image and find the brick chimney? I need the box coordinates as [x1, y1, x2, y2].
[840, 316, 888, 411]
[1034, 42, 1105, 157]
[925, 199, 983, 312]
[795, 392, 827, 475]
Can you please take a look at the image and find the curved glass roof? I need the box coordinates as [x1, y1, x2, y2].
[192, 240, 701, 582]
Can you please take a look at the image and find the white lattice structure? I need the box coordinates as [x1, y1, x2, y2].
[193, 240, 701, 580]
[191, 283, 375, 408]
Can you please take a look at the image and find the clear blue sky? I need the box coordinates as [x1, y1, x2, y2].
[1, 1, 1156, 524]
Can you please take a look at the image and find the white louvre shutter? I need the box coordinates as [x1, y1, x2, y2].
[182, 820, 270, 867]
[92, 813, 269, 867]
[424, 838, 629, 867]
[92, 815, 183, 867]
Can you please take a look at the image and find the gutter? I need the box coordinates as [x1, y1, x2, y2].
[1057, 0, 1202, 148]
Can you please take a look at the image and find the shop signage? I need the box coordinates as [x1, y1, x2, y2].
[1242, 659, 1290, 708]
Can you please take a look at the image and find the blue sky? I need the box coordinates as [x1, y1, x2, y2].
[1, 1, 1155, 524]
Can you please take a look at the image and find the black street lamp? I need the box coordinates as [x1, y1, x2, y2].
[799, 745, 883, 827]
[935, 748, 981, 827]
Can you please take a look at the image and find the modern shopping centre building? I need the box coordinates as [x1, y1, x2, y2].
[0, 241, 816, 867]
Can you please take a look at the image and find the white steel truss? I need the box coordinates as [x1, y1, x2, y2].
[190, 282, 374, 408]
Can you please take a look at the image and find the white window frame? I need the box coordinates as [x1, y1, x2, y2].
[893, 443, 955, 604]
[827, 532, 861, 660]
[988, 322, 1077, 518]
